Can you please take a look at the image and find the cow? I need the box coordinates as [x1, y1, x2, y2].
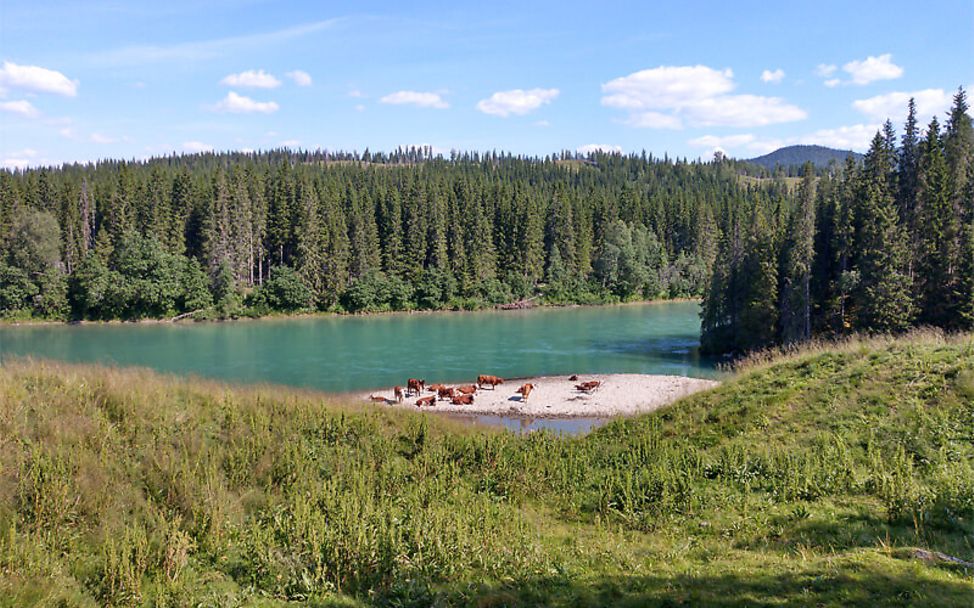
[394, 386, 404, 403]
[369, 395, 388, 403]
[477, 374, 504, 389]
[456, 384, 477, 395]
[516, 383, 534, 402]
[451, 394, 474, 405]
[416, 395, 435, 407]
[575, 380, 601, 393]
[407, 378, 425, 396]
[427, 383, 446, 393]
[569, 374, 579, 381]
[437, 386, 455, 400]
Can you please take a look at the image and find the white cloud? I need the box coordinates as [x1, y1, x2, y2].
[0, 99, 40, 118]
[815, 64, 837, 77]
[0, 61, 78, 96]
[689, 123, 880, 157]
[183, 141, 213, 153]
[843, 54, 903, 85]
[688, 134, 757, 149]
[576, 144, 623, 154]
[761, 68, 785, 83]
[2, 158, 31, 170]
[220, 69, 281, 88]
[625, 111, 683, 129]
[212, 91, 279, 113]
[286, 70, 312, 86]
[475, 88, 559, 117]
[824, 79, 841, 88]
[800, 123, 879, 150]
[601, 65, 806, 129]
[852, 88, 951, 124]
[58, 127, 75, 139]
[534, 119, 551, 127]
[379, 90, 449, 109]
[348, 89, 365, 98]
[280, 139, 301, 147]
[89, 132, 117, 144]
[354, 104, 365, 112]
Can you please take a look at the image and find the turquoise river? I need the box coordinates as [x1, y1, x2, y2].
[0, 302, 717, 396]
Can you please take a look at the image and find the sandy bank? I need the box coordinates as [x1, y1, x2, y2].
[360, 373, 719, 418]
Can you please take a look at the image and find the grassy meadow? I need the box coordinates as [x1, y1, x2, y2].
[1, 331, 973, 606]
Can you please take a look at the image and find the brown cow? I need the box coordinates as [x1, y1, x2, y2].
[451, 394, 474, 405]
[457, 384, 477, 395]
[407, 378, 425, 396]
[569, 374, 579, 381]
[427, 383, 446, 393]
[369, 394, 388, 403]
[516, 383, 534, 401]
[394, 386, 404, 403]
[416, 395, 435, 407]
[575, 380, 601, 393]
[477, 374, 504, 389]
[437, 386, 455, 400]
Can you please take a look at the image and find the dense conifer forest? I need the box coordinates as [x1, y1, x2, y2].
[701, 88, 974, 354]
[1, 89, 970, 356]
[0, 145, 752, 321]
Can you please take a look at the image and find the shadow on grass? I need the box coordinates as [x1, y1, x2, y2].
[429, 556, 974, 608]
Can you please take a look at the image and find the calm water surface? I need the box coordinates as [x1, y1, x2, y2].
[0, 302, 716, 395]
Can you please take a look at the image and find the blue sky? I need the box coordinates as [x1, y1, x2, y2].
[1, 0, 972, 168]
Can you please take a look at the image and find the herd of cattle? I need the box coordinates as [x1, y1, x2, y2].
[368, 374, 602, 407]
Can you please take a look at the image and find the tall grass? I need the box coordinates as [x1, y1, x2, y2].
[1, 332, 973, 606]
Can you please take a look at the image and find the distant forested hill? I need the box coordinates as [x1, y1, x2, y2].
[746, 145, 862, 169]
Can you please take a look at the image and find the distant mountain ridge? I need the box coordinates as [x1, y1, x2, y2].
[746, 145, 862, 169]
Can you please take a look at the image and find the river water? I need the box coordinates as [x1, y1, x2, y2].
[0, 302, 717, 431]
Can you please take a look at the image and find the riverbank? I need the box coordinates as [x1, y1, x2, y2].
[0, 297, 701, 327]
[359, 373, 719, 418]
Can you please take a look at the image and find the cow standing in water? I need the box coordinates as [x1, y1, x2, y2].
[394, 386, 404, 403]
[477, 375, 504, 390]
[516, 383, 534, 402]
[407, 378, 425, 396]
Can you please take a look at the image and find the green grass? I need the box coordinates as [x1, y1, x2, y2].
[1, 331, 973, 606]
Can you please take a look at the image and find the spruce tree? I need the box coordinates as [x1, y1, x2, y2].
[779, 164, 816, 344]
[915, 117, 958, 327]
[854, 132, 914, 333]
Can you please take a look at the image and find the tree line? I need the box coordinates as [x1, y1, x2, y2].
[702, 88, 974, 354]
[0, 148, 764, 321]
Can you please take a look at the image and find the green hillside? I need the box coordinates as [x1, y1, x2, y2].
[2, 332, 973, 606]
[745, 144, 863, 169]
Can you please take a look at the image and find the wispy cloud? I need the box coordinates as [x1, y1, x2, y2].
[286, 70, 312, 86]
[476, 88, 559, 117]
[183, 141, 214, 153]
[211, 91, 279, 114]
[220, 69, 281, 89]
[817, 54, 904, 87]
[0, 99, 40, 118]
[86, 18, 344, 66]
[0, 61, 78, 97]
[380, 91, 449, 109]
[577, 143, 622, 154]
[761, 68, 785, 83]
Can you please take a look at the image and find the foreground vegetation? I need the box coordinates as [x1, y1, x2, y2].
[2, 331, 973, 606]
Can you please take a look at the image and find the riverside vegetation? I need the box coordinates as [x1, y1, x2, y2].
[3, 330, 973, 606]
